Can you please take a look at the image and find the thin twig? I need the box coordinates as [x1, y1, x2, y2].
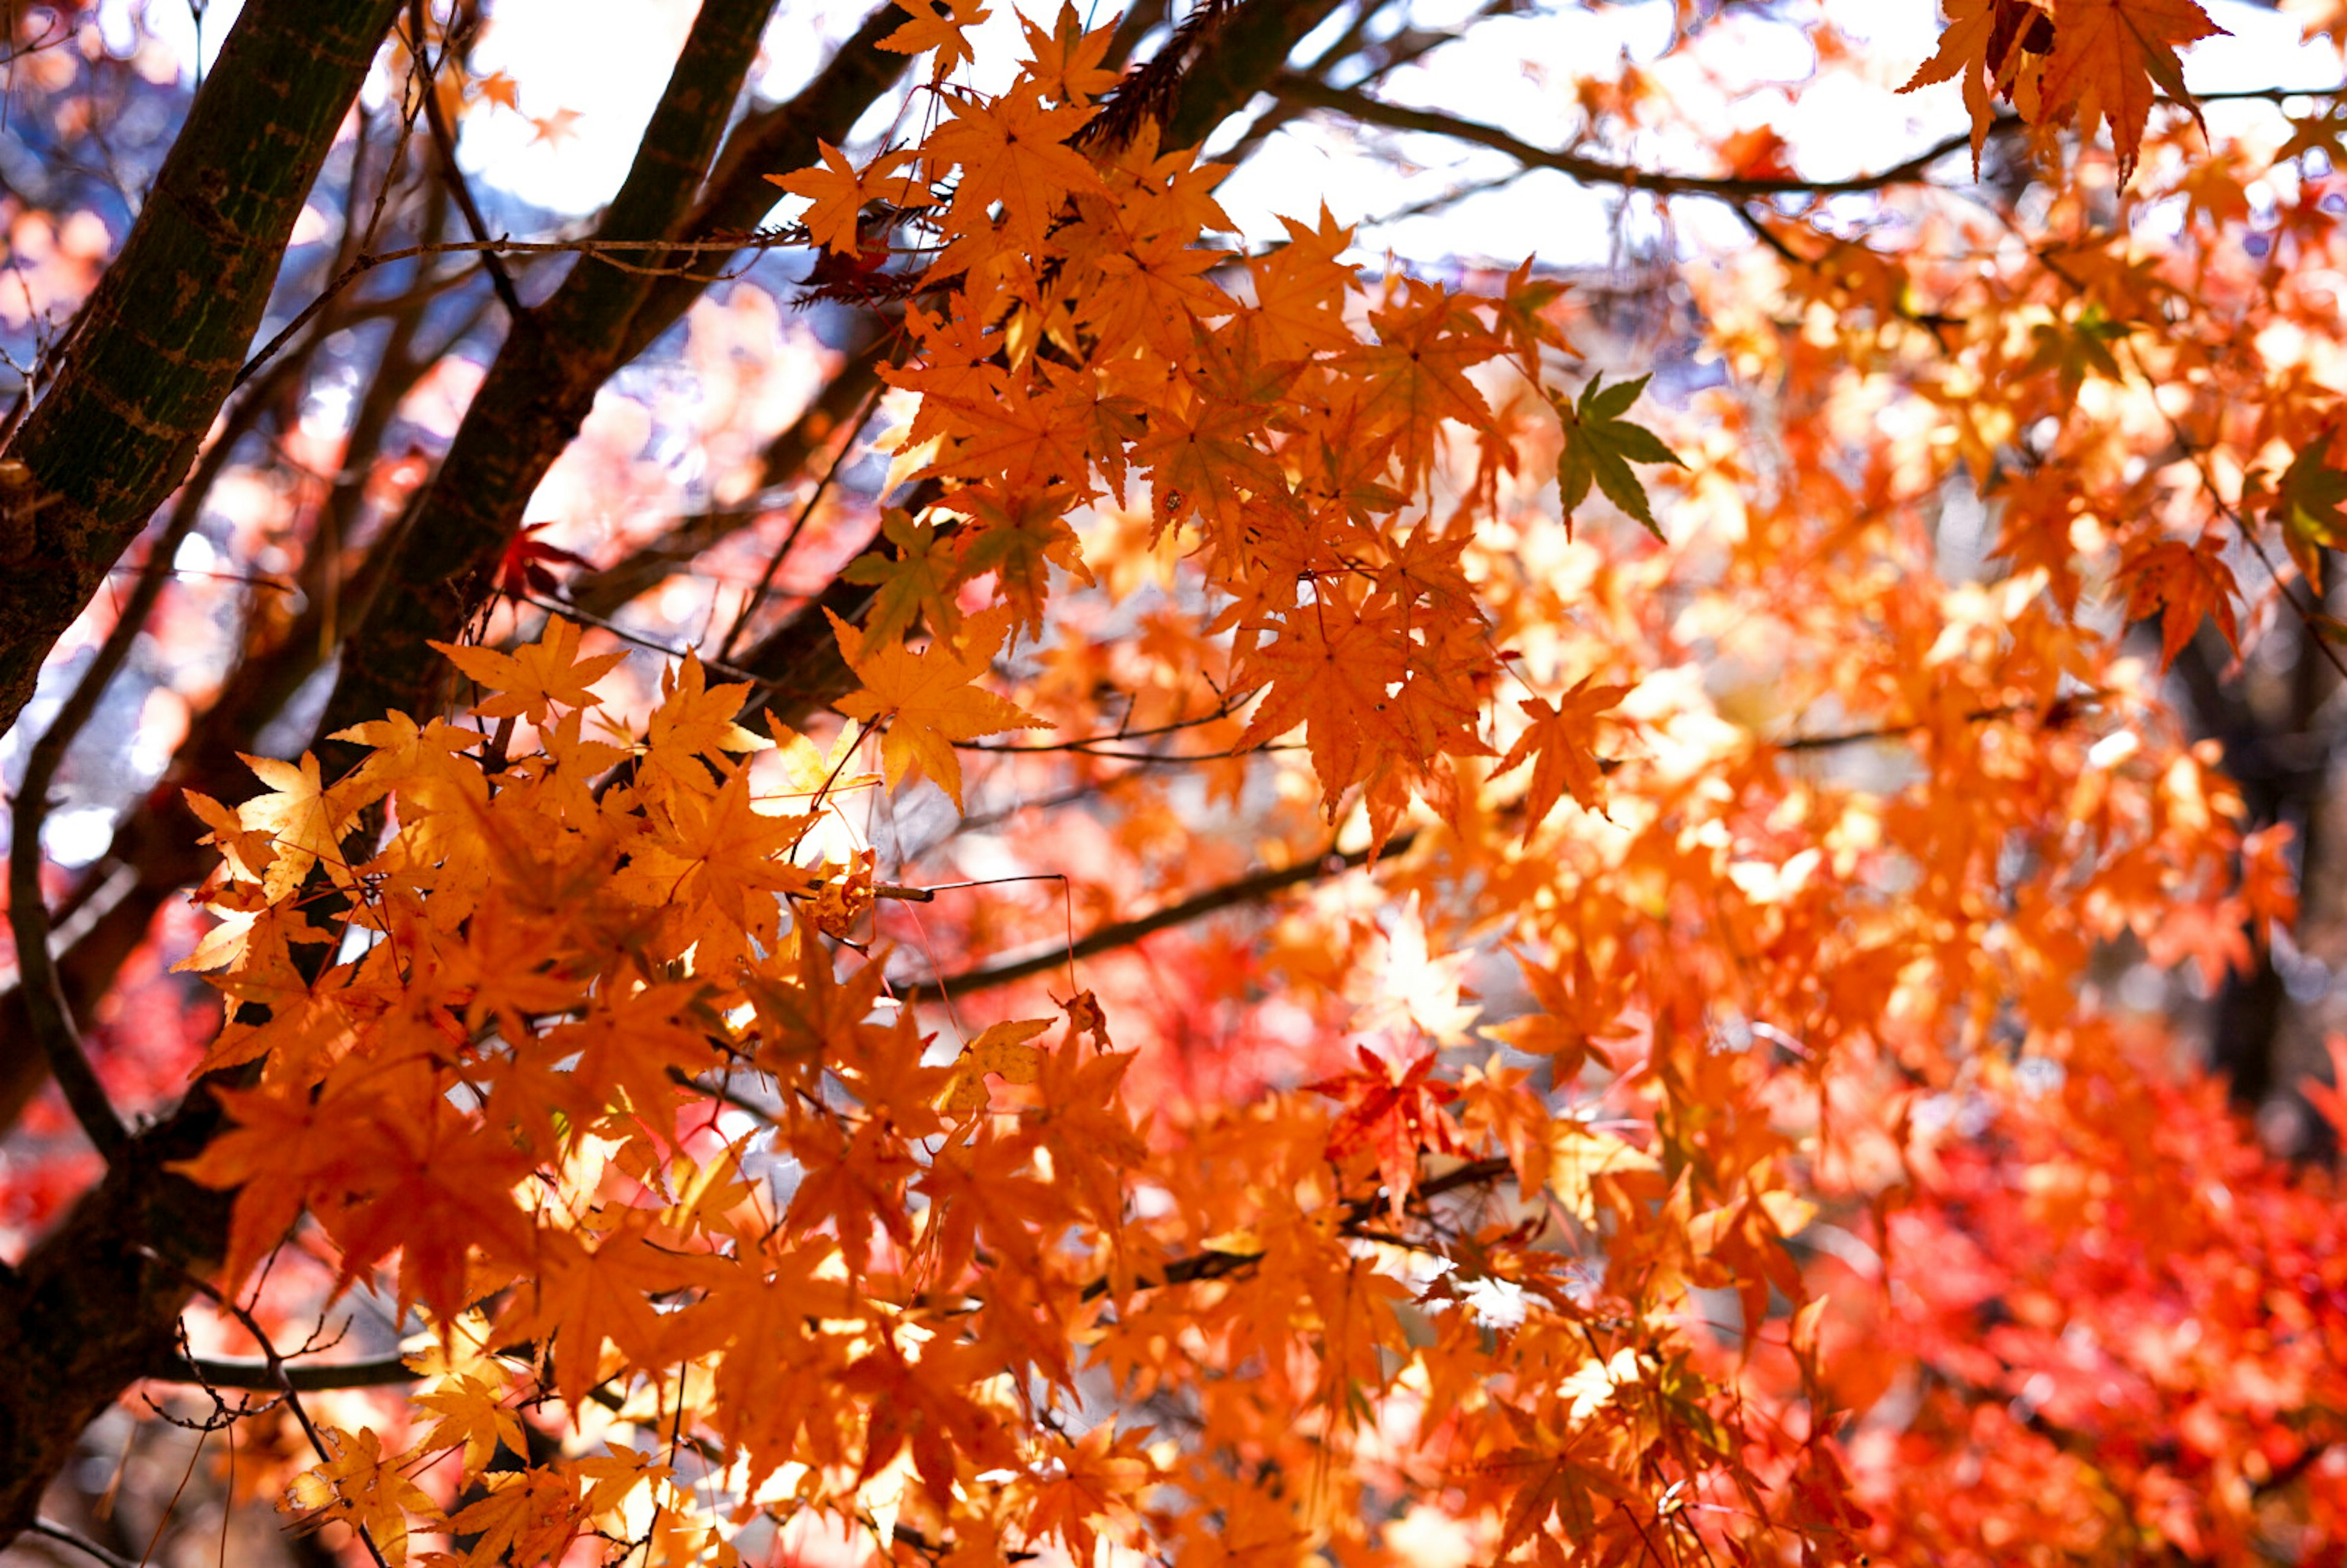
[1771, 696, 2100, 752]
[141, 1251, 396, 1568]
[516, 592, 770, 684]
[1274, 74, 2022, 203]
[718, 378, 886, 662]
[408, 0, 525, 318]
[232, 230, 809, 390]
[1077, 1155, 1514, 1302]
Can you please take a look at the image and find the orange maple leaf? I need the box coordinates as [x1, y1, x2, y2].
[1493, 678, 1629, 834]
[235, 751, 364, 903]
[828, 606, 1049, 810]
[925, 88, 1104, 250]
[2037, 0, 2224, 182]
[1900, 0, 2056, 170]
[431, 618, 626, 725]
[876, 0, 991, 80]
[769, 143, 925, 255]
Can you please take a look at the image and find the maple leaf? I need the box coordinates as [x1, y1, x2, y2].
[1306, 1047, 1464, 1219]
[1246, 206, 1358, 361]
[414, 1373, 528, 1472]
[523, 105, 583, 147]
[621, 767, 817, 967]
[637, 651, 767, 801]
[828, 606, 1049, 810]
[2275, 98, 2347, 166]
[2120, 533, 2239, 669]
[185, 786, 282, 887]
[494, 519, 591, 604]
[769, 143, 926, 255]
[441, 1468, 585, 1568]
[431, 618, 626, 725]
[939, 1016, 1051, 1112]
[949, 484, 1095, 642]
[498, 1222, 697, 1411]
[236, 751, 363, 903]
[1492, 256, 1577, 376]
[288, 1426, 436, 1564]
[925, 88, 1105, 250]
[842, 507, 964, 646]
[1551, 372, 1684, 540]
[472, 70, 521, 112]
[741, 936, 891, 1079]
[1342, 277, 1497, 482]
[2271, 430, 2347, 547]
[1494, 678, 1629, 833]
[2037, 0, 2225, 183]
[1232, 598, 1412, 809]
[876, 0, 991, 80]
[1019, 1, 1120, 105]
[1900, 0, 2057, 170]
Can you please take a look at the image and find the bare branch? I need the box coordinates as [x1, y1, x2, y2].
[149, 1352, 419, 1393]
[897, 834, 1416, 1005]
[406, 0, 526, 318]
[1274, 73, 2018, 202]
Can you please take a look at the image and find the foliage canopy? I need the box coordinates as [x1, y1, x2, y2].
[2, 1, 2347, 1565]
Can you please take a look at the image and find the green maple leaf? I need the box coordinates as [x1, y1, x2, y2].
[2273, 433, 2347, 548]
[1552, 371, 1684, 541]
[842, 508, 960, 645]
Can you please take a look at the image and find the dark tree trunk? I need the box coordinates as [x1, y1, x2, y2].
[0, 0, 402, 739]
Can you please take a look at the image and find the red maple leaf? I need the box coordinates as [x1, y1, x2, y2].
[1306, 1047, 1464, 1218]
[496, 520, 593, 604]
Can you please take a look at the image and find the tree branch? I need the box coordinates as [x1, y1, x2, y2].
[0, 1092, 237, 1545]
[149, 1350, 420, 1393]
[896, 834, 1414, 1005]
[406, 0, 525, 319]
[620, 1, 914, 361]
[1274, 73, 2015, 202]
[0, 339, 324, 1157]
[309, 0, 797, 755]
[23, 1519, 136, 1568]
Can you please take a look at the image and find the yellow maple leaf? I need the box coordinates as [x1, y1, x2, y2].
[939, 1016, 1051, 1112]
[236, 751, 362, 903]
[639, 651, 767, 804]
[288, 1426, 435, 1564]
[828, 607, 1049, 810]
[430, 618, 626, 725]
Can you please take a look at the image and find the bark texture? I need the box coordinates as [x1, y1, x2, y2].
[0, 0, 402, 740]
[0, 1094, 232, 1541]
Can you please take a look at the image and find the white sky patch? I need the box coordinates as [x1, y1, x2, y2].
[105, 1, 2347, 269]
[1457, 1275, 1532, 1330]
[459, 0, 700, 214]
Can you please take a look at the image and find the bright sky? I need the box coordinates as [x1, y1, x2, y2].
[112, 0, 2346, 265]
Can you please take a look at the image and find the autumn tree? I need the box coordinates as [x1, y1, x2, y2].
[1, 0, 2346, 1564]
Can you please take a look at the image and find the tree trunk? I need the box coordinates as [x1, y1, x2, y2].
[0, 0, 402, 740]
